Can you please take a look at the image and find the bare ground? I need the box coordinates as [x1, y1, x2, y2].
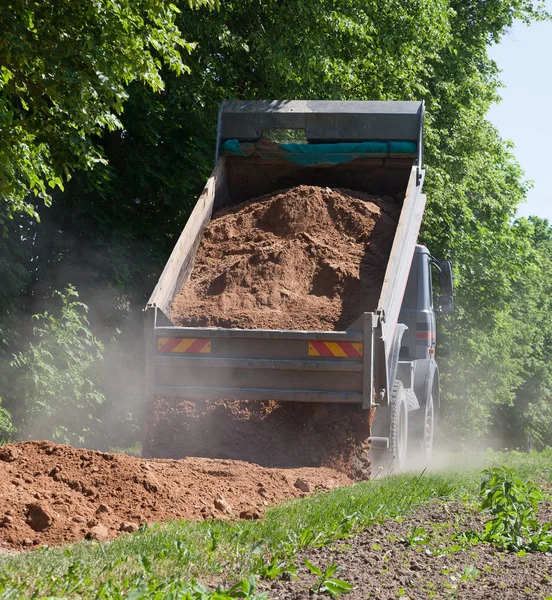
[265, 501, 552, 599]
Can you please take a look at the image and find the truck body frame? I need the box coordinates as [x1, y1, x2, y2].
[145, 101, 429, 423]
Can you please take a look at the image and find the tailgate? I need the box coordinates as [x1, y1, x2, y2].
[145, 308, 380, 408]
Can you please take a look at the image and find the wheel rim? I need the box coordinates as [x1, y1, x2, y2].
[423, 395, 434, 459]
[397, 399, 408, 467]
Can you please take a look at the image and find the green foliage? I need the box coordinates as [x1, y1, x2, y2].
[8, 286, 105, 445]
[304, 559, 353, 597]
[438, 215, 552, 448]
[0, 0, 216, 218]
[477, 467, 552, 552]
[505, 218, 552, 449]
[0, 399, 14, 443]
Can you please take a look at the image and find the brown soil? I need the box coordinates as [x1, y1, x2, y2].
[170, 185, 401, 330]
[150, 186, 400, 473]
[144, 398, 372, 472]
[0, 441, 351, 552]
[265, 501, 552, 599]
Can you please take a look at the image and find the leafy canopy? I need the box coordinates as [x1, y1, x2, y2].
[0, 0, 215, 219]
[1, 0, 551, 449]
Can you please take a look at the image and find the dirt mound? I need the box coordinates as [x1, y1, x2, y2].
[170, 185, 401, 330]
[0, 441, 351, 551]
[151, 186, 401, 474]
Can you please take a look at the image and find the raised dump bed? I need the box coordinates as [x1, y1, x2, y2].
[145, 100, 426, 412]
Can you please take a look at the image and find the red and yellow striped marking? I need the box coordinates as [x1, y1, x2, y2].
[308, 341, 363, 358]
[157, 337, 211, 354]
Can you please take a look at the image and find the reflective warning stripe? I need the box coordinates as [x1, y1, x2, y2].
[308, 341, 363, 358]
[157, 338, 211, 353]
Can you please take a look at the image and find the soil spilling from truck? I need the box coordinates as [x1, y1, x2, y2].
[0, 441, 350, 551]
[150, 185, 402, 476]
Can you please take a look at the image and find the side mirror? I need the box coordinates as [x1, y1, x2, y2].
[438, 295, 454, 315]
[438, 260, 454, 297]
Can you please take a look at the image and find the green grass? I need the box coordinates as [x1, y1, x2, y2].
[0, 450, 550, 599]
[108, 442, 142, 458]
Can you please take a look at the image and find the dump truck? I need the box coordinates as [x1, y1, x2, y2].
[144, 100, 453, 473]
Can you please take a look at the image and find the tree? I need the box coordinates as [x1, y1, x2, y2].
[0, 0, 214, 219]
[1, 0, 550, 449]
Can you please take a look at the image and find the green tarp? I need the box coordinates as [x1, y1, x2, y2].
[221, 139, 417, 166]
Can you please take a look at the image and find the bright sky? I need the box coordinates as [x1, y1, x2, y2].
[486, 4, 552, 222]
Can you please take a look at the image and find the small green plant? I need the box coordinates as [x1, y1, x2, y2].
[254, 555, 297, 581]
[9, 285, 105, 446]
[478, 466, 552, 552]
[460, 564, 480, 581]
[304, 559, 353, 597]
[226, 575, 268, 599]
[284, 526, 320, 553]
[402, 525, 431, 547]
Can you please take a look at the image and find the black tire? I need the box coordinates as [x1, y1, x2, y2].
[371, 380, 408, 475]
[389, 380, 409, 471]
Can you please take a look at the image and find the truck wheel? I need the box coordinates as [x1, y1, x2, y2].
[389, 380, 408, 471]
[371, 380, 408, 475]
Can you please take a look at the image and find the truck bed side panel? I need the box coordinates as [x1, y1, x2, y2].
[377, 167, 426, 353]
[150, 321, 370, 404]
[147, 159, 228, 315]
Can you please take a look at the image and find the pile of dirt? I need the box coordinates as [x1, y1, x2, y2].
[150, 186, 401, 474]
[0, 441, 351, 551]
[170, 185, 401, 330]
